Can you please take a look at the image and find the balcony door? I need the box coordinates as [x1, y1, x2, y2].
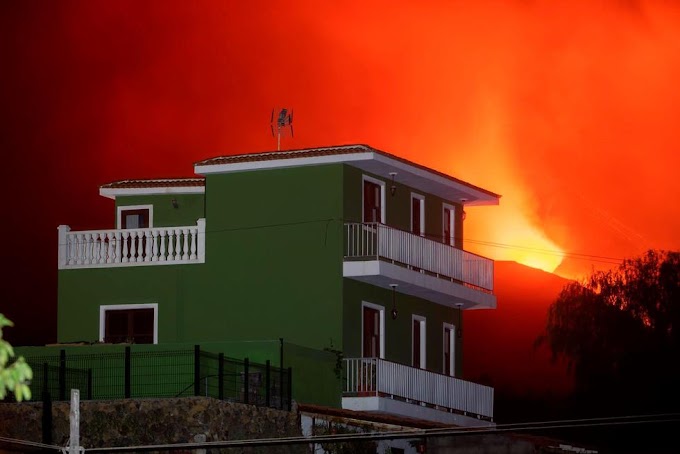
[412, 315, 426, 369]
[117, 204, 153, 229]
[443, 204, 455, 246]
[411, 194, 425, 236]
[363, 177, 384, 223]
[443, 323, 455, 376]
[362, 303, 384, 358]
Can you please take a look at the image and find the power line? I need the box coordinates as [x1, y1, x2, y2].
[82, 413, 680, 452]
[58, 218, 630, 267]
[0, 436, 62, 451]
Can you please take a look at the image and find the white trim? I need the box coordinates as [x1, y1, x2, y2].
[443, 323, 456, 377]
[117, 204, 154, 229]
[412, 315, 426, 369]
[194, 147, 499, 206]
[362, 175, 386, 223]
[195, 150, 374, 175]
[443, 203, 456, 246]
[411, 193, 425, 236]
[99, 303, 158, 344]
[100, 186, 204, 200]
[342, 396, 494, 427]
[361, 301, 385, 359]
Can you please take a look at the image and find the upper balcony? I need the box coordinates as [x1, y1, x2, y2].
[58, 219, 205, 269]
[343, 223, 495, 310]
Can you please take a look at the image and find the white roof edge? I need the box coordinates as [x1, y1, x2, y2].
[194, 151, 499, 203]
[99, 186, 205, 200]
[194, 152, 375, 175]
[371, 154, 499, 205]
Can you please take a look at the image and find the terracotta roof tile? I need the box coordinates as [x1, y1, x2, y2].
[195, 144, 500, 199]
[195, 144, 370, 167]
[100, 178, 205, 189]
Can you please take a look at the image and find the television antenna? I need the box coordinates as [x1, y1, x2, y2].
[270, 108, 293, 151]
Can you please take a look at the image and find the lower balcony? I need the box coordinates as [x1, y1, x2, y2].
[343, 223, 496, 310]
[343, 358, 494, 427]
[57, 219, 206, 269]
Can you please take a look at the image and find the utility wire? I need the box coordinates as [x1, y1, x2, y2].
[58, 217, 629, 266]
[83, 413, 680, 452]
[0, 436, 62, 451]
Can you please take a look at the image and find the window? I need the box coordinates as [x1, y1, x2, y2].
[362, 302, 385, 358]
[412, 315, 426, 369]
[99, 304, 158, 344]
[411, 194, 425, 236]
[362, 176, 385, 223]
[117, 205, 153, 229]
[443, 323, 455, 376]
[443, 204, 455, 246]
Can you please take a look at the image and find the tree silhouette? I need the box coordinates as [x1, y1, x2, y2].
[538, 250, 680, 415]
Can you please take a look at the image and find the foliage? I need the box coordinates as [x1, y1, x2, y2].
[0, 314, 33, 401]
[538, 250, 680, 413]
[323, 338, 344, 379]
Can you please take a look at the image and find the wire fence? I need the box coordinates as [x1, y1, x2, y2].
[20, 346, 292, 411]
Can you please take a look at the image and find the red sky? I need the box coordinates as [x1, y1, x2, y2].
[2, 1, 680, 347]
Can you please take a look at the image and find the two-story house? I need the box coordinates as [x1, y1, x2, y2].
[55, 144, 499, 426]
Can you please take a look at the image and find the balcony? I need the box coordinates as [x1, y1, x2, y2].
[58, 219, 205, 269]
[343, 223, 495, 310]
[343, 358, 493, 427]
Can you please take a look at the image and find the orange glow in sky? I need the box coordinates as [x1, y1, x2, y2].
[5, 0, 680, 282]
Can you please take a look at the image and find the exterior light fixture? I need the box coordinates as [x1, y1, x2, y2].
[390, 283, 398, 319]
[460, 198, 467, 220]
[171, 198, 179, 209]
[389, 172, 397, 196]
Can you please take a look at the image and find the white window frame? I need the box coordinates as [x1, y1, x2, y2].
[361, 301, 385, 359]
[362, 175, 386, 224]
[411, 193, 425, 236]
[442, 203, 456, 246]
[99, 303, 158, 344]
[412, 315, 426, 369]
[443, 322, 456, 376]
[117, 204, 154, 229]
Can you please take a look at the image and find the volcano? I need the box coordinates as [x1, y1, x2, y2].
[464, 261, 574, 398]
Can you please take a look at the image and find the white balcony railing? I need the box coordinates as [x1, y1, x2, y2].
[344, 222, 493, 292]
[344, 357, 494, 419]
[58, 219, 206, 269]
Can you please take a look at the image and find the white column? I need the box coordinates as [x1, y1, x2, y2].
[182, 229, 189, 261]
[58, 225, 71, 269]
[196, 218, 206, 262]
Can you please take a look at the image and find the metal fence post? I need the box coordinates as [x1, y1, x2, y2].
[218, 353, 224, 400]
[194, 345, 200, 396]
[287, 367, 293, 411]
[42, 364, 52, 445]
[87, 368, 93, 400]
[279, 338, 284, 410]
[124, 346, 131, 398]
[265, 360, 271, 408]
[243, 358, 250, 405]
[59, 350, 66, 401]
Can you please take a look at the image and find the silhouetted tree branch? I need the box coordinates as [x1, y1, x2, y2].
[537, 250, 680, 414]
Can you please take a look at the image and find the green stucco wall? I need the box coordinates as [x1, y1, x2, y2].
[57, 162, 475, 406]
[342, 165, 464, 248]
[116, 194, 205, 228]
[58, 164, 346, 406]
[342, 279, 463, 377]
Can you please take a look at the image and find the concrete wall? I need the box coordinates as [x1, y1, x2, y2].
[0, 397, 304, 453]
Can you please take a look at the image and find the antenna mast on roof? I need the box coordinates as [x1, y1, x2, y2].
[270, 108, 293, 151]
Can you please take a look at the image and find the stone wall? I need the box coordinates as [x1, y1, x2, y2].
[0, 397, 304, 453]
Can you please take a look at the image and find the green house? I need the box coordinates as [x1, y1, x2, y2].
[55, 144, 499, 426]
